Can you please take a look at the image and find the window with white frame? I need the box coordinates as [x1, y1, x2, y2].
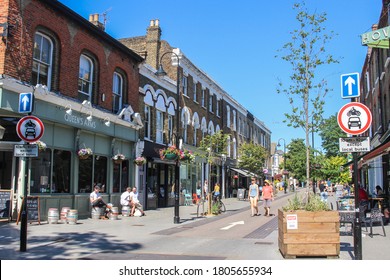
[233, 138, 237, 159]
[167, 102, 175, 144]
[144, 105, 151, 139]
[209, 94, 213, 112]
[156, 110, 164, 143]
[182, 110, 189, 144]
[227, 137, 231, 157]
[112, 71, 123, 113]
[78, 54, 94, 101]
[182, 76, 188, 96]
[216, 99, 220, 117]
[32, 32, 53, 90]
[233, 110, 237, 131]
[226, 106, 231, 128]
[201, 89, 206, 107]
[193, 81, 197, 102]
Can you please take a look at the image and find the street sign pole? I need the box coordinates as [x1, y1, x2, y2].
[352, 148, 362, 260]
[20, 155, 28, 252]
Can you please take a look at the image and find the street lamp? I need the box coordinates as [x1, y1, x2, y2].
[221, 153, 226, 199]
[156, 51, 181, 224]
[277, 138, 287, 192]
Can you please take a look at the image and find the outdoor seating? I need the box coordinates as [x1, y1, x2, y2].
[367, 208, 386, 237]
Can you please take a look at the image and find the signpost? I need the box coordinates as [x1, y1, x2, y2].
[340, 73, 360, 99]
[14, 144, 38, 157]
[337, 102, 372, 135]
[18, 92, 33, 114]
[339, 137, 370, 153]
[16, 115, 44, 143]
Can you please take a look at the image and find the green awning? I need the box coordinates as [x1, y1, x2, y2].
[361, 26, 390, 49]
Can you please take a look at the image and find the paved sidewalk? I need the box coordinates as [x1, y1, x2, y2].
[0, 189, 389, 260]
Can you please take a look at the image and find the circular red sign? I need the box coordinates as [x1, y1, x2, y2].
[16, 116, 45, 143]
[337, 102, 372, 135]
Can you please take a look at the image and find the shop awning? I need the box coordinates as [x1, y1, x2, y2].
[230, 167, 251, 177]
[230, 168, 259, 178]
[361, 26, 390, 49]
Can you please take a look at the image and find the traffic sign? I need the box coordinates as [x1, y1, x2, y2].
[339, 137, 370, 153]
[337, 102, 372, 135]
[18, 92, 34, 113]
[16, 116, 45, 143]
[341, 73, 360, 99]
[14, 144, 38, 157]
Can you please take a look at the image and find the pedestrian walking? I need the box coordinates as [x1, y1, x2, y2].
[248, 177, 259, 217]
[261, 180, 274, 216]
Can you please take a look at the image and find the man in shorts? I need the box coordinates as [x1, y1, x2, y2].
[130, 187, 145, 216]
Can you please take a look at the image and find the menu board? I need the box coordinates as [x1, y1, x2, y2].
[17, 196, 41, 225]
[0, 190, 12, 222]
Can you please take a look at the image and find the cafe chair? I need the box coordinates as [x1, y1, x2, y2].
[359, 205, 369, 232]
[367, 208, 386, 237]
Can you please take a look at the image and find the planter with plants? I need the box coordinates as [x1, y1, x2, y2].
[159, 145, 181, 161]
[134, 156, 146, 166]
[180, 149, 195, 162]
[112, 153, 126, 164]
[278, 193, 340, 258]
[78, 147, 93, 160]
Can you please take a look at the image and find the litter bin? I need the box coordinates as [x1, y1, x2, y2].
[237, 188, 246, 200]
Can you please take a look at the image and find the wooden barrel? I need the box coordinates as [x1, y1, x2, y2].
[109, 207, 119, 220]
[48, 208, 59, 224]
[60, 207, 71, 223]
[67, 209, 78, 225]
[121, 206, 130, 217]
[91, 207, 103, 219]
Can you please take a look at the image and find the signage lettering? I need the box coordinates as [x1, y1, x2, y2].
[64, 114, 96, 129]
[361, 26, 390, 47]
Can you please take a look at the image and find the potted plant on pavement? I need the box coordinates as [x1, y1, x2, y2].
[278, 193, 340, 258]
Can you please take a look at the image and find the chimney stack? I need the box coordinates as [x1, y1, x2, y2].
[89, 14, 105, 31]
[146, 19, 162, 69]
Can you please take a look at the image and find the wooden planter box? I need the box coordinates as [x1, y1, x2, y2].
[278, 209, 340, 258]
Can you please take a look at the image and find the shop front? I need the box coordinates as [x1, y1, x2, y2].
[0, 82, 141, 220]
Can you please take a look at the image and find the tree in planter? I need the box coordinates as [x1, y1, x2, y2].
[276, 1, 339, 190]
[197, 131, 229, 215]
[238, 142, 268, 180]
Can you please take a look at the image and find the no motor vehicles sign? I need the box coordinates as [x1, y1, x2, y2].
[337, 102, 372, 135]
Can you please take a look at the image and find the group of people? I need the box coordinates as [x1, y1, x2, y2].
[89, 185, 145, 219]
[248, 178, 274, 217]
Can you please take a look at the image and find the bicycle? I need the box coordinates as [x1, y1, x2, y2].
[212, 195, 226, 214]
[196, 197, 206, 217]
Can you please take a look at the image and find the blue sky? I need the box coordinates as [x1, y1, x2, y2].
[59, 0, 382, 149]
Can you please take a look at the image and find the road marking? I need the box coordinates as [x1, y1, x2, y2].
[220, 221, 244, 230]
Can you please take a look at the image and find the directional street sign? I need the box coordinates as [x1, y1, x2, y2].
[16, 115, 45, 143]
[18, 92, 33, 113]
[337, 102, 372, 135]
[341, 73, 360, 99]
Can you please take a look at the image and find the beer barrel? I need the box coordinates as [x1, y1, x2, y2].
[121, 206, 130, 217]
[67, 209, 78, 225]
[60, 207, 71, 223]
[48, 208, 59, 224]
[109, 207, 119, 220]
[91, 207, 103, 219]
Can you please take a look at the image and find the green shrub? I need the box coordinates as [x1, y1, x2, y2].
[283, 193, 330, 211]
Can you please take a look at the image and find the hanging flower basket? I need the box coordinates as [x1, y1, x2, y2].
[78, 147, 93, 159]
[134, 156, 146, 166]
[159, 145, 181, 160]
[112, 153, 125, 164]
[31, 140, 47, 151]
[180, 149, 195, 162]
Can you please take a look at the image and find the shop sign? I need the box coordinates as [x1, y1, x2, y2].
[361, 26, 390, 49]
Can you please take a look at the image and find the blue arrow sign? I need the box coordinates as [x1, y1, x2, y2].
[341, 73, 360, 99]
[18, 92, 33, 113]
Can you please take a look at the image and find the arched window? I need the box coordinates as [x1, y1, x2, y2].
[32, 32, 53, 90]
[226, 106, 231, 128]
[78, 54, 94, 101]
[112, 71, 123, 113]
[233, 138, 237, 159]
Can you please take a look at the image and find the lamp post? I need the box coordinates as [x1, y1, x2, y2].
[156, 51, 181, 224]
[277, 138, 287, 192]
[221, 153, 226, 199]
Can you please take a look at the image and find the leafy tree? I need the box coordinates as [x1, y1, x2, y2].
[284, 139, 308, 181]
[198, 131, 229, 163]
[276, 1, 339, 188]
[319, 156, 351, 184]
[319, 114, 347, 158]
[238, 142, 268, 177]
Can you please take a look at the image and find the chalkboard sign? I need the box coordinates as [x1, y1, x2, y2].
[17, 196, 40, 225]
[0, 190, 13, 222]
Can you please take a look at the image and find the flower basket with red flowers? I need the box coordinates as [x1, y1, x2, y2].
[159, 145, 181, 160]
[180, 149, 195, 162]
[134, 156, 147, 166]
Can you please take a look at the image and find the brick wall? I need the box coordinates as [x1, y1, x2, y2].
[1, 0, 141, 113]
